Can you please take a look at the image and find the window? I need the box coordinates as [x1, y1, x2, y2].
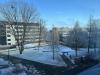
[7, 31, 10, 33]
[8, 43, 11, 45]
[7, 35, 10, 37]
[8, 39, 11, 41]
[7, 27, 10, 29]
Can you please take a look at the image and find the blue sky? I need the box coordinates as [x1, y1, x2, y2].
[32, 0, 100, 28]
[0, 0, 100, 28]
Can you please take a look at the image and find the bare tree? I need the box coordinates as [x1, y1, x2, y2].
[68, 21, 82, 57]
[73, 22, 80, 56]
[37, 19, 43, 51]
[0, 0, 38, 54]
[19, 1, 37, 54]
[91, 20, 97, 54]
[37, 19, 47, 51]
[51, 27, 59, 60]
[87, 17, 92, 54]
[41, 22, 48, 43]
[87, 17, 98, 54]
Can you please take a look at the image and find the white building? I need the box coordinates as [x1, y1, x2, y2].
[0, 21, 41, 45]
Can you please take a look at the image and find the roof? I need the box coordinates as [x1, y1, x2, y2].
[0, 21, 39, 26]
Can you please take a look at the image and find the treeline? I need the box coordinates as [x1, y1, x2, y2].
[60, 17, 99, 55]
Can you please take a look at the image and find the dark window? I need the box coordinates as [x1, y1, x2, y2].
[7, 35, 10, 37]
[8, 39, 11, 41]
[8, 43, 11, 45]
[7, 31, 10, 33]
[7, 27, 10, 29]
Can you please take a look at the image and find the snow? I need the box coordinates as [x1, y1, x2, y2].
[1, 45, 67, 67]
[0, 67, 14, 75]
[78, 63, 100, 75]
[0, 58, 8, 65]
[0, 62, 40, 75]
[60, 47, 100, 59]
[1, 43, 100, 67]
[24, 43, 48, 48]
[18, 72, 27, 75]
[78, 68, 100, 75]
[24, 43, 38, 48]
[0, 65, 35, 75]
[13, 48, 66, 67]
[1, 43, 100, 75]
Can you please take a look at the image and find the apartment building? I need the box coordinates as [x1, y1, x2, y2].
[0, 21, 40, 45]
[0, 22, 6, 45]
[54, 27, 71, 42]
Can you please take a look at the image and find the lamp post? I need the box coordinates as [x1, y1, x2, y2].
[7, 4, 16, 64]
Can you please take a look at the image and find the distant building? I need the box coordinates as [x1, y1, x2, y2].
[55, 27, 72, 43]
[0, 21, 41, 45]
[94, 19, 100, 48]
[46, 27, 59, 45]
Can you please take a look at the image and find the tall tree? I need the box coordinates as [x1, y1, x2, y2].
[0, 0, 38, 54]
[38, 19, 43, 51]
[67, 21, 82, 57]
[51, 27, 59, 60]
[73, 22, 80, 56]
[87, 17, 97, 54]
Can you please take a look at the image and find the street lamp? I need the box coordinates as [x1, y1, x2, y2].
[7, 4, 16, 64]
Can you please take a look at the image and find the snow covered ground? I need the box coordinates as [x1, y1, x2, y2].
[0, 45, 67, 67]
[24, 43, 48, 48]
[0, 43, 100, 67]
[0, 58, 40, 75]
[78, 63, 100, 75]
[0, 58, 8, 65]
[59, 45, 100, 59]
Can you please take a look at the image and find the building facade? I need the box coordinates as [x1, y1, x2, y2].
[0, 21, 40, 45]
[0, 22, 6, 45]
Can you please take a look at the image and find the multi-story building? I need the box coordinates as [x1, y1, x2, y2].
[55, 27, 71, 42]
[0, 21, 41, 45]
[0, 22, 6, 45]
